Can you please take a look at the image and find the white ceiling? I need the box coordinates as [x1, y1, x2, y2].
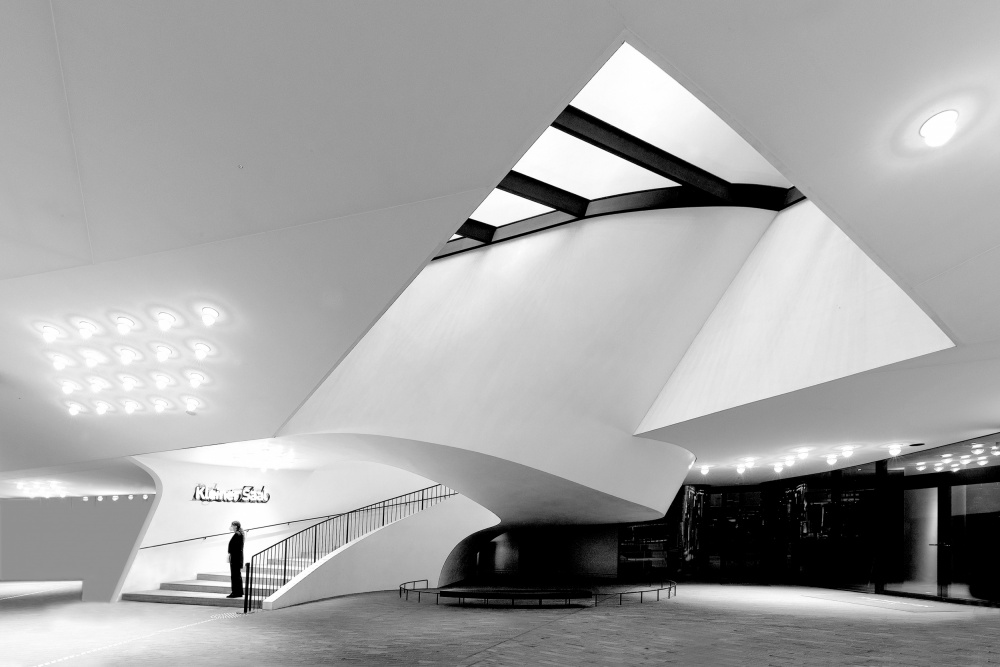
[0, 457, 155, 499]
[3, 2, 1000, 509]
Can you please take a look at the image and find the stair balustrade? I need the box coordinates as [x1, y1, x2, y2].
[245, 484, 456, 612]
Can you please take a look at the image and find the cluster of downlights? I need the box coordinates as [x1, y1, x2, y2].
[39, 306, 221, 416]
[13, 480, 152, 502]
[698, 444, 901, 477]
[912, 443, 1000, 473]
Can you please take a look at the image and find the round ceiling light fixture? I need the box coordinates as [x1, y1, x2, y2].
[185, 397, 200, 413]
[119, 348, 137, 365]
[157, 312, 176, 332]
[773, 463, 784, 474]
[919, 110, 959, 147]
[201, 307, 220, 327]
[68, 404, 81, 416]
[736, 464, 746, 475]
[115, 317, 135, 335]
[153, 398, 168, 413]
[888, 444, 903, 457]
[42, 325, 60, 343]
[78, 321, 98, 339]
[61, 381, 75, 395]
[95, 401, 110, 415]
[124, 400, 139, 415]
[189, 372, 205, 389]
[155, 345, 172, 362]
[154, 375, 169, 390]
[52, 355, 68, 370]
[193, 343, 212, 360]
[826, 455, 837, 465]
[84, 353, 99, 368]
[700, 465, 709, 476]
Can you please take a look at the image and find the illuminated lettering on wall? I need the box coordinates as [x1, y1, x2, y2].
[193, 484, 270, 503]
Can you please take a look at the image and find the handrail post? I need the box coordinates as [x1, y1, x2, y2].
[244, 562, 250, 613]
[421, 488, 425, 510]
[345, 514, 350, 545]
[313, 528, 318, 564]
[283, 543, 288, 586]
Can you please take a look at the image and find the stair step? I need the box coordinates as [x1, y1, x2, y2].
[161, 580, 269, 594]
[121, 589, 245, 607]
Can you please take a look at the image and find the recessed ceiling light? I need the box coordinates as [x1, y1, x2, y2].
[156, 345, 172, 362]
[888, 444, 902, 457]
[193, 343, 211, 360]
[122, 377, 137, 391]
[78, 321, 97, 339]
[67, 404, 81, 416]
[52, 355, 68, 370]
[61, 381, 75, 395]
[116, 317, 135, 335]
[96, 402, 110, 415]
[153, 398, 168, 413]
[119, 348, 137, 365]
[154, 375, 169, 390]
[157, 312, 176, 332]
[978, 460, 988, 466]
[841, 447, 854, 458]
[42, 325, 60, 343]
[189, 372, 205, 388]
[84, 353, 99, 368]
[124, 400, 139, 415]
[700, 465, 709, 475]
[736, 464, 746, 474]
[916, 465, 926, 471]
[185, 397, 200, 413]
[919, 109, 959, 147]
[826, 455, 837, 465]
[773, 464, 783, 473]
[201, 307, 220, 327]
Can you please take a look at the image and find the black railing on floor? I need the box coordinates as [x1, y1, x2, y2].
[594, 581, 677, 605]
[245, 484, 456, 612]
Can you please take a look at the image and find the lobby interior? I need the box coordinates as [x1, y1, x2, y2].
[3, 2, 1000, 665]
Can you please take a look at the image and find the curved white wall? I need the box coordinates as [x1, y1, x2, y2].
[120, 455, 433, 596]
[283, 207, 777, 518]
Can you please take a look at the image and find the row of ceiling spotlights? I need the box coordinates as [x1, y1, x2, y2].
[66, 396, 202, 415]
[698, 442, 1000, 476]
[81, 495, 150, 501]
[60, 371, 208, 394]
[50, 342, 213, 369]
[698, 446, 865, 475]
[40, 307, 221, 343]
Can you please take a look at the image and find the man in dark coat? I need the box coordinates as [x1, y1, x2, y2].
[227, 520, 245, 598]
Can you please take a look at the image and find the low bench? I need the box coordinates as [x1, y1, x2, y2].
[438, 588, 592, 606]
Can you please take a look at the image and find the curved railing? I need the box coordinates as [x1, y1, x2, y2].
[245, 484, 456, 612]
[593, 581, 677, 605]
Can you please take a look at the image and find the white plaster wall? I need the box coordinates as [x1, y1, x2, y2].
[283, 207, 776, 517]
[264, 495, 499, 610]
[0, 496, 151, 601]
[637, 201, 953, 431]
[119, 456, 433, 596]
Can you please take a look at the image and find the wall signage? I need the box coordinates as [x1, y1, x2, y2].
[193, 484, 270, 503]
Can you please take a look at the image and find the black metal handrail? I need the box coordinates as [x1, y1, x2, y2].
[593, 581, 677, 606]
[140, 514, 341, 550]
[245, 484, 456, 612]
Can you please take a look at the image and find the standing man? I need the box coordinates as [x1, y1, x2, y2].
[227, 520, 245, 598]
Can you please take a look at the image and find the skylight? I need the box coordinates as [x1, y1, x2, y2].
[570, 43, 790, 188]
[470, 189, 553, 227]
[513, 128, 674, 199]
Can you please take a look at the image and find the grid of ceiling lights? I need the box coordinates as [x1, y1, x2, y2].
[10, 480, 153, 501]
[37, 306, 221, 417]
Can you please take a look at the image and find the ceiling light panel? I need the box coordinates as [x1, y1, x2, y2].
[571, 43, 791, 188]
[469, 189, 552, 227]
[513, 128, 674, 199]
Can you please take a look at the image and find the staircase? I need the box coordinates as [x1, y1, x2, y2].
[123, 484, 457, 609]
[122, 572, 251, 607]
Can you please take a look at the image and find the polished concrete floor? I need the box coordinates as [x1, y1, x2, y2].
[2, 581, 999, 666]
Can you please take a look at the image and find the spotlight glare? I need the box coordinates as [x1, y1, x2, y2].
[96, 402, 109, 415]
[68, 404, 80, 416]
[142, 494, 148, 500]
[201, 307, 220, 327]
[193, 343, 211, 360]
[978, 460, 988, 466]
[916, 465, 926, 471]
[119, 348, 136, 365]
[189, 372, 204, 388]
[85, 355, 98, 368]
[42, 326, 59, 343]
[826, 456, 837, 465]
[155, 375, 169, 390]
[841, 448, 854, 458]
[115, 317, 134, 335]
[97, 495, 103, 501]
[122, 377, 137, 391]
[52, 355, 67, 370]
[700, 466, 709, 476]
[78, 321, 97, 339]
[185, 397, 200, 412]
[919, 109, 959, 147]
[61, 381, 74, 395]
[153, 399, 167, 413]
[128, 494, 133, 500]
[156, 345, 172, 362]
[82, 496, 88, 501]
[124, 400, 138, 414]
[737, 464, 746, 474]
[798, 452, 808, 460]
[774, 464, 783, 473]
[112, 495, 118, 501]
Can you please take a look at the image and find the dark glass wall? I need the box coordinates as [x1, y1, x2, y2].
[623, 432, 1000, 603]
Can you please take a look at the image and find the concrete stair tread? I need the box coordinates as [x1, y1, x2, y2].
[161, 580, 268, 594]
[122, 589, 245, 607]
